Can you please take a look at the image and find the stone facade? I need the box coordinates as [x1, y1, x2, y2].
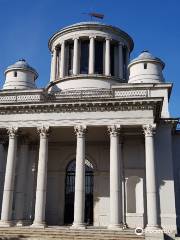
[0, 22, 179, 239]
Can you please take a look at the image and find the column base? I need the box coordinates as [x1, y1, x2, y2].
[31, 221, 46, 228]
[145, 226, 164, 240]
[0, 220, 13, 227]
[122, 223, 128, 229]
[16, 220, 26, 227]
[71, 222, 86, 229]
[108, 224, 123, 230]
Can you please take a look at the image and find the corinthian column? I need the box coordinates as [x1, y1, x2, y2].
[143, 124, 160, 231]
[0, 127, 18, 227]
[108, 125, 123, 230]
[105, 38, 111, 76]
[32, 126, 49, 228]
[60, 41, 66, 78]
[71, 125, 87, 229]
[88, 36, 95, 74]
[15, 137, 29, 226]
[73, 37, 79, 75]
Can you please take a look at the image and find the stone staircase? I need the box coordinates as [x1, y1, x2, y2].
[0, 227, 145, 240]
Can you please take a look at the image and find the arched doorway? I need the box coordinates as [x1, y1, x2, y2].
[64, 159, 94, 225]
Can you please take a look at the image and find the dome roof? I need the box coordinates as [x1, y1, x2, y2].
[61, 21, 104, 29]
[6, 59, 38, 79]
[130, 50, 165, 68]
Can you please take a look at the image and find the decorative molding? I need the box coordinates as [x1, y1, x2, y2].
[143, 124, 156, 137]
[0, 94, 43, 103]
[114, 89, 148, 98]
[108, 125, 121, 137]
[74, 125, 87, 138]
[7, 126, 18, 138]
[37, 126, 50, 138]
[0, 99, 161, 115]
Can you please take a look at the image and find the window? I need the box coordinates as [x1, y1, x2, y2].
[144, 63, 147, 69]
[14, 71, 17, 77]
[95, 40, 103, 74]
[80, 40, 89, 74]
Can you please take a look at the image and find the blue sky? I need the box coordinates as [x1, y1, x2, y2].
[0, 0, 179, 116]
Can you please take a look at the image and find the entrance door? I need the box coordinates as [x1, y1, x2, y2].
[64, 159, 94, 225]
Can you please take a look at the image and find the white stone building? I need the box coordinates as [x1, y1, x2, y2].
[0, 21, 179, 239]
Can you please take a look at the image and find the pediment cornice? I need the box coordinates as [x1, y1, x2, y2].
[0, 98, 162, 119]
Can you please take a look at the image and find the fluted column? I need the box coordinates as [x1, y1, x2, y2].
[73, 37, 79, 75]
[88, 36, 95, 74]
[0, 127, 18, 227]
[32, 126, 49, 228]
[105, 38, 111, 76]
[143, 124, 160, 231]
[15, 137, 29, 226]
[108, 125, 123, 229]
[60, 41, 66, 78]
[50, 47, 58, 82]
[118, 43, 123, 79]
[71, 125, 86, 229]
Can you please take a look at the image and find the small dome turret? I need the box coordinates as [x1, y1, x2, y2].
[3, 59, 38, 90]
[128, 50, 165, 84]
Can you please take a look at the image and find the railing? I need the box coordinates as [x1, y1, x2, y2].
[0, 88, 149, 104]
[0, 93, 45, 104]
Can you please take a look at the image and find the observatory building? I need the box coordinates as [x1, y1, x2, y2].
[0, 22, 180, 240]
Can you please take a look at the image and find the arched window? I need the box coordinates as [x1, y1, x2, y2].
[64, 159, 94, 225]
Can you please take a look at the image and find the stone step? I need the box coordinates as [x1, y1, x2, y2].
[0, 227, 145, 240]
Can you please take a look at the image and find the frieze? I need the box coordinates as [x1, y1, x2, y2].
[0, 99, 161, 115]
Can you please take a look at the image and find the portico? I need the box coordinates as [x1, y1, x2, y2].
[0, 118, 160, 230]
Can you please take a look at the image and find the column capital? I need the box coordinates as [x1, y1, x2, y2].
[7, 127, 18, 138]
[105, 37, 112, 41]
[73, 36, 79, 40]
[60, 40, 65, 45]
[108, 125, 121, 137]
[143, 124, 156, 137]
[74, 125, 87, 138]
[89, 35, 96, 39]
[37, 126, 50, 138]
